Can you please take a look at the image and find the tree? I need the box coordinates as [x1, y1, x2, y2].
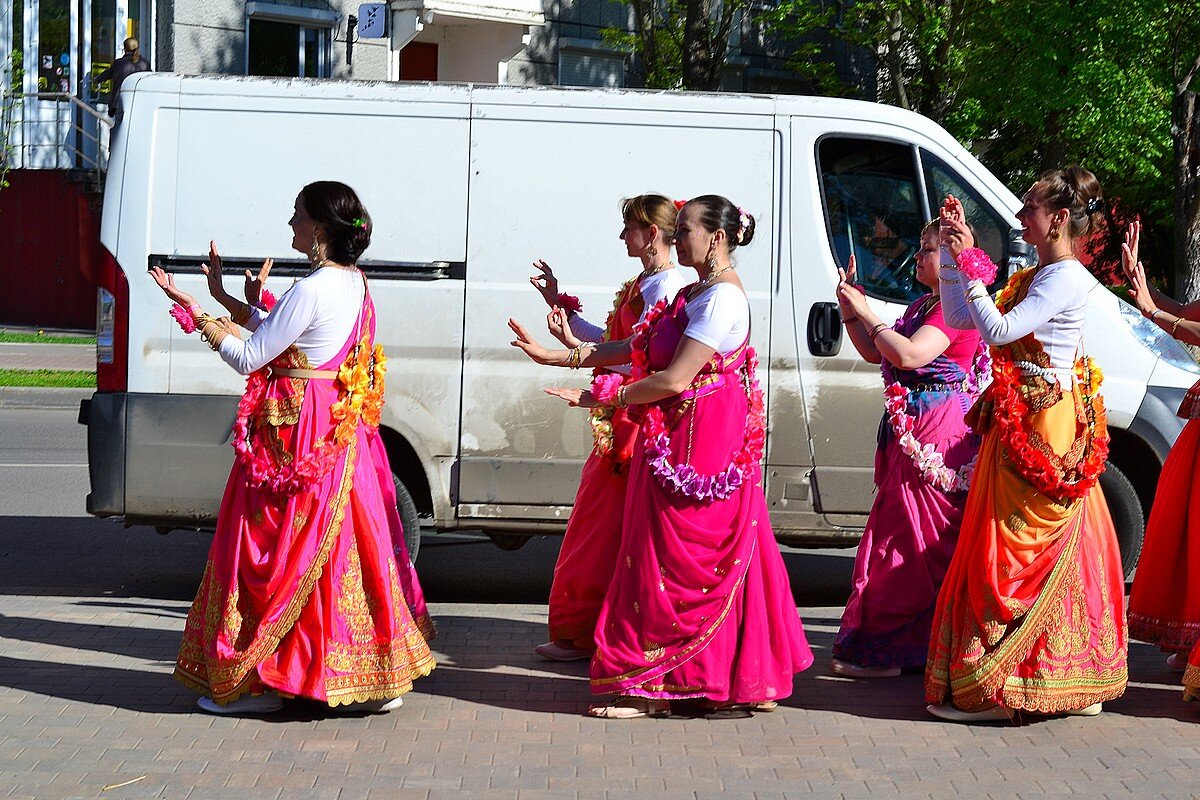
[766, 0, 1200, 291]
[603, 0, 753, 90]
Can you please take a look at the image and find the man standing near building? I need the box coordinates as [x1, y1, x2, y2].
[95, 38, 151, 127]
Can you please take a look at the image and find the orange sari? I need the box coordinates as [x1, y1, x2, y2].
[924, 272, 1127, 713]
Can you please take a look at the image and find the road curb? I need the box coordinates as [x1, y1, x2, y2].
[0, 386, 93, 410]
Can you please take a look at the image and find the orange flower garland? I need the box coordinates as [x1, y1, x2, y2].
[984, 267, 1109, 502]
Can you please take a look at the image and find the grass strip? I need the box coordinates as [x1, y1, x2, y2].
[0, 332, 97, 345]
[0, 369, 97, 388]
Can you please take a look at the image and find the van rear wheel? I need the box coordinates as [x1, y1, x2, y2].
[391, 472, 422, 565]
[1100, 461, 1143, 579]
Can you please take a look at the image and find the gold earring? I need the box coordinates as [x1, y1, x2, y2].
[1049, 224, 1061, 243]
[647, 240, 659, 258]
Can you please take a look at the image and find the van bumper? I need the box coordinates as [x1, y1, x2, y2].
[79, 392, 239, 526]
[1128, 385, 1188, 464]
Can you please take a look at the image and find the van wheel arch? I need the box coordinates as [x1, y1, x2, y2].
[379, 427, 434, 564]
[1102, 427, 1161, 579]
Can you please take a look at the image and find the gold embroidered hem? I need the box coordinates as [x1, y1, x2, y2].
[1184, 663, 1200, 702]
[174, 436, 358, 702]
[1127, 614, 1200, 651]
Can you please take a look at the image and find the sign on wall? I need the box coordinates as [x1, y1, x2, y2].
[357, 4, 389, 38]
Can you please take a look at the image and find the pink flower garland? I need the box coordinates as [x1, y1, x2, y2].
[259, 288, 278, 311]
[881, 340, 990, 493]
[556, 293, 582, 314]
[591, 373, 623, 405]
[956, 247, 999, 284]
[169, 304, 197, 334]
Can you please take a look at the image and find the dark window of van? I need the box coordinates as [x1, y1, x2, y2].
[920, 150, 1010, 291]
[818, 137, 925, 304]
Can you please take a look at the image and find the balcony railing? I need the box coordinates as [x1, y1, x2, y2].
[1, 92, 113, 183]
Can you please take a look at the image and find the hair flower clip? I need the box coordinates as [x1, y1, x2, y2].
[736, 207, 751, 243]
[673, 199, 688, 211]
[1084, 198, 1104, 214]
[351, 217, 369, 230]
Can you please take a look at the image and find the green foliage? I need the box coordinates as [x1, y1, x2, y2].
[0, 369, 97, 388]
[764, 0, 1200, 285]
[0, 332, 98, 345]
[601, 0, 685, 90]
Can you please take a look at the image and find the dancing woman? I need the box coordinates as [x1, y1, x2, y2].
[1122, 219, 1200, 673]
[151, 181, 435, 715]
[527, 195, 687, 661]
[831, 221, 986, 678]
[510, 195, 812, 718]
[925, 168, 1128, 722]
[1122, 222, 1200, 701]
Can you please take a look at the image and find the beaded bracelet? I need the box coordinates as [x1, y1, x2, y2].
[842, 315, 859, 325]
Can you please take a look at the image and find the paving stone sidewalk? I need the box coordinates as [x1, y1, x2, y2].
[0, 595, 1196, 800]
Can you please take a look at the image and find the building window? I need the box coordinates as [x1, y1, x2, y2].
[557, 40, 623, 88]
[245, 4, 335, 78]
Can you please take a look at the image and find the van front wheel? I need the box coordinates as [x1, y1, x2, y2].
[391, 472, 422, 565]
[1100, 460, 1144, 579]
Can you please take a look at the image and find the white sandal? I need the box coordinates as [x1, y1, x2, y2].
[586, 696, 670, 719]
[926, 702, 1013, 723]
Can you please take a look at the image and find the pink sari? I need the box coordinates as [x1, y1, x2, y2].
[175, 285, 435, 706]
[589, 289, 813, 702]
[548, 279, 643, 648]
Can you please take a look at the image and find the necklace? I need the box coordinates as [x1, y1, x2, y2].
[639, 261, 674, 281]
[699, 264, 735, 287]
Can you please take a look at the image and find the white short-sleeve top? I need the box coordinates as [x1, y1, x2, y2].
[683, 282, 750, 356]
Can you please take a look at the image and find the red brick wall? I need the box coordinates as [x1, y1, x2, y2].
[0, 170, 101, 330]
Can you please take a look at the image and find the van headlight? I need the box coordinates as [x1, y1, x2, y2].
[1118, 300, 1200, 375]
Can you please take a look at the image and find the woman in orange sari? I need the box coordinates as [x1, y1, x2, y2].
[925, 168, 1128, 722]
[150, 182, 435, 715]
[526, 195, 687, 661]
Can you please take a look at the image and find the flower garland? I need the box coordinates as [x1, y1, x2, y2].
[588, 279, 638, 460]
[170, 304, 197, 333]
[640, 349, 766, 502]
[985, 266, 1110, 501]
[591, 373, 623, 405]
[556, 293, 582, 314]
[956, 247, 999, 284]
[228, 334, 387, 498]
[882, 339, 990, 493]
[258, 288, 278, 311]
[629, 297, 766, 502]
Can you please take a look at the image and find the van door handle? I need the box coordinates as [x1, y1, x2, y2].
[807, 302, 843, 357]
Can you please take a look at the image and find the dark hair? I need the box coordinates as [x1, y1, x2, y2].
[621, 194, 677, 242]
[299, 181, 372, 265]
[1032, 166, 1106, 240]
[920, 216, 977, 242]
[685, 194, 756, 249]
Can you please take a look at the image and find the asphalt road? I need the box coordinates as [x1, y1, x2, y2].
[0, 406, 856, 605]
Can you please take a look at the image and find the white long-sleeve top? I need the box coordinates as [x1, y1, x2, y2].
[216, 266, 365, 374]
[567, 268, 689, 343]
[939, 257, 1090, 370]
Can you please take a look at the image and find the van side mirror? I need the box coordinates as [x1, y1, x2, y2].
[1006, 229, 1036, 276]
[807, 302, 843, 357]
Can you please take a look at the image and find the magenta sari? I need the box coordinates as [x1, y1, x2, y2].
[175, 285, 435, 706]
[589, 289, 813, 702]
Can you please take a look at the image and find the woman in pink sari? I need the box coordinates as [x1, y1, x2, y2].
[526, 195, 687, 662]
[150, 181, 435, 715]
[510, 195, 812, 718]
[831, 220, 985, 678]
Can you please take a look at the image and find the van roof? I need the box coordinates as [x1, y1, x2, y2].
[125, 72, 946, 137]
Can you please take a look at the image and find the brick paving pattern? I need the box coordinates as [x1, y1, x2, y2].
[0, 596, 1196, 800]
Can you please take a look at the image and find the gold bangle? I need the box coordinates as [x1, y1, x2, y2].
[231, 301, 252, 326]
[868, 323, 888, 341]
[1172, 316, 1184, 336]
[841, 315, 859, 324]
[616, 385, 628, 408]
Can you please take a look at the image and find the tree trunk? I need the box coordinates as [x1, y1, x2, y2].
[1174, 85, 1200, 301]
[682, 0, 712, 90]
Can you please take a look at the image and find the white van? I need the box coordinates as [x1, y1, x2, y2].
[81, 73, 1200, 574]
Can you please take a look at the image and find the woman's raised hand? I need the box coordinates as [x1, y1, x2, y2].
[199, 240, 227, 301]
[544, 387, 599, 408]
[149, 265, 199, 309]
[509, 318, 557, 365]
[836, 252, 858, 286]
[547, 306, 581, 348]
[940, 200, 974, 259]
[1121, 220, 1157, 316]
[835, 254, 868, 316]
[244, 258, 274, 308]
[529, 260, 561, 307]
